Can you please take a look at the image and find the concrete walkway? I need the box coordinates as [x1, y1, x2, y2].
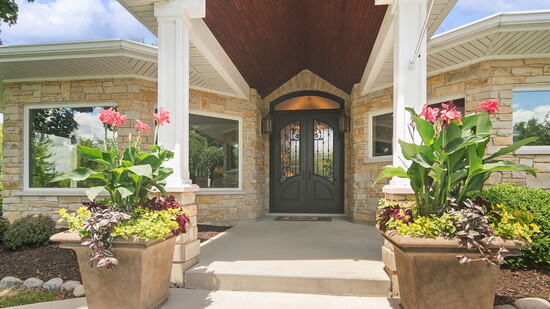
[11, 217, 397, 308]
[186, 217, 391, 296]
[11, 289, 401, 309]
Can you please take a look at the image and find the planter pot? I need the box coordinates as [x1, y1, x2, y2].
[51, 231, 176, 309]
[381, 230, 530, 309]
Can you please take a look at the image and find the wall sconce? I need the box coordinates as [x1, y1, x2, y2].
[262, 114, 273, 134]
[339, 111, 350, 133]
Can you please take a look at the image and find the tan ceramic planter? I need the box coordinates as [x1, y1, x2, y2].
[51, 231, 176, 309]
[381, 230, 531, 309]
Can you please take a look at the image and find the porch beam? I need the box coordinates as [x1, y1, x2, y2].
[384, 0, 428, 193]
[154, 0, 204, 190]
[359, 2, 395, 95]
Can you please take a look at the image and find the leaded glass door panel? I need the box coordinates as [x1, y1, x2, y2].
[271, 110, 343, 214]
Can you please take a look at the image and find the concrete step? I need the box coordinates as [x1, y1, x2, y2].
[11, 289, 401, 309]
[185, 219, 391, 297]
[185, 259, 391, 297]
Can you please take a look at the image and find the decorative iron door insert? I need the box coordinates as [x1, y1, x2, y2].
[271, 110, 343, 214]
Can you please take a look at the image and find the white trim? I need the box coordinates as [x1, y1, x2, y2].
[4, 74, 157, 84]
[515, 146, 550, 155]
[368, 107, 394, 160]
[512, 86, 550, 154]
[23, 101, 116, 192]
[189, 108, 244, 191]
[196, 190, 246, 195]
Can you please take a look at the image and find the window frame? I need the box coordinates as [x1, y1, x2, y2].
[22, 101, 116, 195]
[512, 84, 550, 155]
[189, 109, 244, 194]
[368, 107, 393, 163]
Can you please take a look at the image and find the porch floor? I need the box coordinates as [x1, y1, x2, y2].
[185, 217, 392, 297]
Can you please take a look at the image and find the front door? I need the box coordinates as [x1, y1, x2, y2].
[270, 110, 343, 213]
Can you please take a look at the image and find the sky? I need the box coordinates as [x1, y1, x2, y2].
[513, 92, 550, 125]
[2, 0, 550, 46]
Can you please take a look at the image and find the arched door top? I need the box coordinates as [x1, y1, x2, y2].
[270, 91, 344, 112]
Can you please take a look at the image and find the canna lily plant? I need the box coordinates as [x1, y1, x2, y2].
[54, 107, 189, 269]
[375, 100, 540, 264]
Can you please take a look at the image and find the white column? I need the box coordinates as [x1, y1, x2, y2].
[154, 0, 205, 191]
[384, 0, 428, 193]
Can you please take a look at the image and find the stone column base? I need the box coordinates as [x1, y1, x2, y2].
[165, 184, 200, 288]
[380, 184, 415, 297]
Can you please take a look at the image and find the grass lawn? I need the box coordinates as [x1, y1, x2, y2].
[0, 286, 73, 308]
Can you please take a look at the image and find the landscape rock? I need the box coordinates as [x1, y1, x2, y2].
[43, 278, 63, 290]
[513, 298, 550, 309]
[60, 280, 81, 292]
[73, 285, 85, 297]
[0, 276, 23, 289]
[23, 277, 44, 288]
[494, 305, 517, 309]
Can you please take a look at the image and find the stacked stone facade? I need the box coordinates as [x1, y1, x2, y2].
[349, 57, 550, 224]
[189, 88, 267, 225]
[2, 78, 157, 222]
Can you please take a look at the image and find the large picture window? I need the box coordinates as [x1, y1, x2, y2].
[28, 106, 112, 188]
[189, 113, 240, 189]
[513, 90, 550, 147]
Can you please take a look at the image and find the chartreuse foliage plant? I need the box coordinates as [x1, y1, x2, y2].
[375, 100, 541, 264]
[472, 184, 549, 269]
[54, 108, 189, 269]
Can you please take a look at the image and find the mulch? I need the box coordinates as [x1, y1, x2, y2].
[1, 225, 548, 306]
[494, 267, 550, 305]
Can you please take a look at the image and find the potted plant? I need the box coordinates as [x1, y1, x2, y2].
[374, 100, 541, 309]
[50, 107, 190, 309]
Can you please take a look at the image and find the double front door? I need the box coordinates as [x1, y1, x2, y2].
[270, 110, 343, 213]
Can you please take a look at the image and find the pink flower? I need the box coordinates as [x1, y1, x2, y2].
[134, 119, 151, 132]
[154, 108, 170, 126]
[476, 99, 500, 114]
[440, 101, 462, 124]
[418, 104, 439, 123]
[99, 108, 127, 126]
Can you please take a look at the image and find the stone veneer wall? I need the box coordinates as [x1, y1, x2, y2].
[190, 88, 266, 225]
[349, 57, 550, 224]
[262, 70, 352, 215]
[2, 78, 157, 222]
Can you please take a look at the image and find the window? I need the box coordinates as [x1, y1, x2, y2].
[189, 113, 240, 189]
[513, 90, 550, 149]
[27, 105, 112, 188]
[369, 109, 393, 159]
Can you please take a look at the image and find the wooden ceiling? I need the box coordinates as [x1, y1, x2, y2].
[204, 0, 387, 97]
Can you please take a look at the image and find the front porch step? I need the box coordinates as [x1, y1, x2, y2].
[185, 218, 391, 297]
[185, 259, 391, 297]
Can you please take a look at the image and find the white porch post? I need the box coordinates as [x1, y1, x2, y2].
[154, 0, 205, 287]
[383, 0, 428, 194]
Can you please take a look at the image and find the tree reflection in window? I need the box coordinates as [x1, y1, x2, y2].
[313, 120, 334, 182]
[29, 107, 110, 188]
[280, 121, 300, 182]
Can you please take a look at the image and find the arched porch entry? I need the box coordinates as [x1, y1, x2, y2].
[269, 91, 345, 214]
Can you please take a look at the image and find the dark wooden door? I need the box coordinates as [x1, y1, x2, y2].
[271, 110, 343, 213]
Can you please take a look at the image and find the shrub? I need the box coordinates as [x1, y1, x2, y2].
[0, 216, 9, 239]
[3, 214, 56, 250]
[472, 184, 550, 269]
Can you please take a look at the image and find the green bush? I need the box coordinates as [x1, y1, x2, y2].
[3, 214, 56, 250]
[0, 217, 9, 239]
[473, 184, 550, 269]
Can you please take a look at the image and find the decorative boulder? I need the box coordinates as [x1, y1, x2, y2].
[0, 276, 23, 289]
[73, 285, 85, 297]
[60, 280, 81, 292]
[513, 298, 550, 309]
[23, 278, 44, 288]
[43, 278, 64, 290]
